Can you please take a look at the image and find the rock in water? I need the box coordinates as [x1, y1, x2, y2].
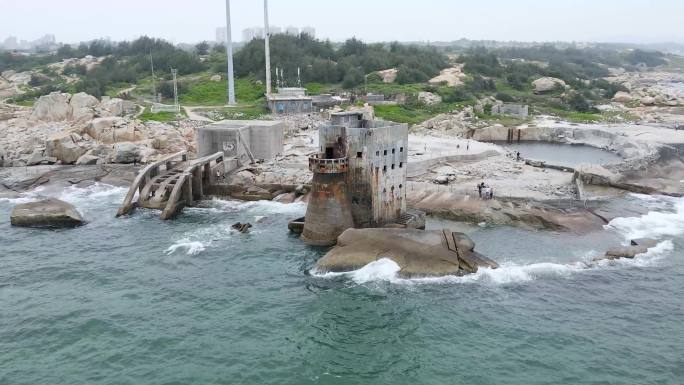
[10, 199, 86, 228]
[315, 228, 498, 278]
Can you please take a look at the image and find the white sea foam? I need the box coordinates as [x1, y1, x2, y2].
[165, 240, 207, 256]
[606, 197, 684, 240]
[313, 240, 675, 286]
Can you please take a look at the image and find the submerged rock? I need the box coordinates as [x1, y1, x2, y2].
[10, 198, 85, 228]
[315, 228, 498, 278]
[593, 238, 659, 262]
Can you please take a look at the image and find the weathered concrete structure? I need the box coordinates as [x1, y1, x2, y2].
[491, 103, 529, 119]
[267, 87, 313, 114]
[301, 111, 410, 246]
[197, 120, 284, 166]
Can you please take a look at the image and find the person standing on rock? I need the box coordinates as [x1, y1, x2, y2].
[516, 151, 521, 161]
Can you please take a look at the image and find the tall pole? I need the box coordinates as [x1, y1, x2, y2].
[225, 0, 236, 105]
[150, 50, 157, 102]
[264, 0, 272, 97]
[171, 69, 179, 112]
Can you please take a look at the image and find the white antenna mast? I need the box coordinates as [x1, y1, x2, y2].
[297, 67, 301, 87]
[225, 0, 236, 105]
[150, 50, 157, 102]
[264, 0, 272, 97]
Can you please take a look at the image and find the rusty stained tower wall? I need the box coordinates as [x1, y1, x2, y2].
[321, 113, 408, 229]
[301, 126, 354, 246]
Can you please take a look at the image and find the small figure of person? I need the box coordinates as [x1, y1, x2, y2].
[478, 183, 483, 198]
[516, 151, 521, 161]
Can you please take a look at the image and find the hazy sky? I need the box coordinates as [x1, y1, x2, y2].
[1, 0, 683, 44]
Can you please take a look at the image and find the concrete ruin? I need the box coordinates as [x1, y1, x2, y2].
[301, 111, 416, 246]
[491, 103, 529, 119]
[267, 87, 313, 114]
[197, 120, 284, 167]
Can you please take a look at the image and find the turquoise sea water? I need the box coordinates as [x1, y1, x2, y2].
[1, 185, 683, 385]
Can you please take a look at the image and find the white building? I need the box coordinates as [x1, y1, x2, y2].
[215, 27, 226, 43]
[301, 27, 316, 38]
[241, 27, 265, 42]
[285, 26, 299, 36]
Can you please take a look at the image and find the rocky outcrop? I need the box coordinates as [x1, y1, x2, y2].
[428, 66, 466, 87]
[593, 239, 658, 262]
[377, 68, 398, 83]
[10, 198, 85, 228]
[112, 142, 141, 164]
[315, 228, 498, 278]
[418, 91, 442, 106]
[31, 93, 72, 122]
[532, 77, 567, 93]
[612, 91, 633, 103]
[45, 132, 89, 164]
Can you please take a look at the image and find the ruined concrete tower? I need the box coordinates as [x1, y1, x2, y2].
[301, 129, 355, 246]
[301, 111, 410, 246]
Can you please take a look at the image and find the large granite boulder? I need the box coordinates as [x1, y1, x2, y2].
[45, 132, 90, 164]
[31, 93, 71, 122]
[315, 228, 498, 278]
[69, 92, 99, 110]
[612, 91, 633, 103]
[10, 198, 86, 228]
[532, 77, 567, 93]
[112, 142, 141, 163]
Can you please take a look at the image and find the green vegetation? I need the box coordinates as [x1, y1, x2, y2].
[138, 107, 186, 122]
[232, 35, 449, 88]
[179, 76, 264, 106]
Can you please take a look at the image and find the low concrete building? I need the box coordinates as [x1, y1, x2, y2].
[267, 87, 313, 115]
[491, 103, 529, 119]
[197, 120, 284, 167]
[301, 111, 410, 245]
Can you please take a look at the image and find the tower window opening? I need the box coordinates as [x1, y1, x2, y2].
[383, 150, 388, 156]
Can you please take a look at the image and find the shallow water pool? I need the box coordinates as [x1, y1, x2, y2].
[493, 141, 622, 167]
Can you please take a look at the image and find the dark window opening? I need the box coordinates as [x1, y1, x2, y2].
[392, 149, 396, 154]
[376, 151, 380, 156]
[400, 147, 404, 152]
[383, 150, 388, 156]
[356, 152, 363, 158]
[383, 188, 387, 193]
[352, 197, 360, 204]
[325, 147, 334, 159]
[391, 164, 395, 170]
[399, 162, 403, 168]
[383, 166, 387, 173]
[399, 184, 403, 189]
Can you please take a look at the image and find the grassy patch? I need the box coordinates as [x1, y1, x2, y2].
[180, 76, 265, 106]
[305, 82, 339, 95]
[138, 107, 186, 122]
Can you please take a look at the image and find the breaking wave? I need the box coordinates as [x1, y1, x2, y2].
[313, 240, 675, 286]
[606, 196, 684, 240]
[165, 240, 207, 256]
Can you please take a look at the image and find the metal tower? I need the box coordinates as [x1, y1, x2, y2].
[225, 0, 236, 105]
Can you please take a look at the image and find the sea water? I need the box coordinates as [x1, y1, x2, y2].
[1, 185, 682, 385]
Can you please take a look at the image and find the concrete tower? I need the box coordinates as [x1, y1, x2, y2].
[225, 0, 236, 105]
[301, 130, 355, 246]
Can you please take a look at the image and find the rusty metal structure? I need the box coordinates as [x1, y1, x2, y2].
[301, 111, 410, 246]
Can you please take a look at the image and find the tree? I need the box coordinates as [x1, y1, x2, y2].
[342, 67, 365, 89]
[195, 41, 210, 56]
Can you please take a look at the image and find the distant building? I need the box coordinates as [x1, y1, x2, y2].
[2, 36, 18, 50]
[241, 27, 264, 42]
[285, 26, 299, 36]
[269, 26, 282, 35]
[215, 27, 226, 43]
[267, 87, 313, 115]
[301, 111, 410, 245]
[301, 27, 316, 38]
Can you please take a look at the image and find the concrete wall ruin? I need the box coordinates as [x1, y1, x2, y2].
[197, 120, 284, 166]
